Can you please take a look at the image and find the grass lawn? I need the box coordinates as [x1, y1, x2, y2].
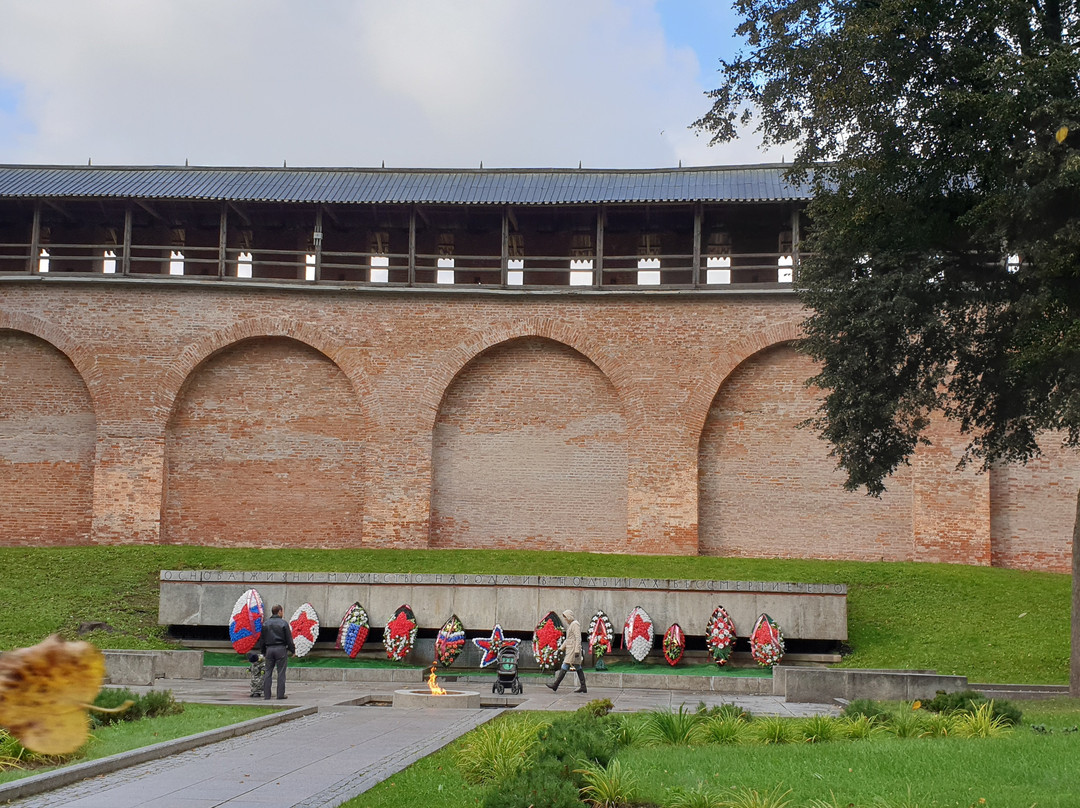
[0, 703, 276, 784]
[348, 699, 1080, 808]
[0, 546, 1068, 684]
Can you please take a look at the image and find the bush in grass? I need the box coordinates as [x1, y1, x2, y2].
[606, 713, 648, 748]
[0, 729, 69, 771]
[842, 699, 894, 722]
[923, 690, 1022, 726]
[580, 697, 614, 717]
[535, 711, 617, 778]
[91, 688, 182, 727]
[481, 758, 580, 808]
[696, 701, 752, 723]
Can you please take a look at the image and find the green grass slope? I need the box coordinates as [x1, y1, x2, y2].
[0, 547, 1067, 684]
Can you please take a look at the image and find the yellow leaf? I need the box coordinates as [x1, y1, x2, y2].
[0, 635, 105, 754]
[1056, 126, 1069, 144]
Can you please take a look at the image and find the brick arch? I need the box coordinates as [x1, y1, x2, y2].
[161, 333, 369, 548]
[430, 333, 629, 552]
[687, 319, 805, 442]
[417, 317, 636, 433]
[156, 316, 376, 434]
[0, 310, 100, 410]
[0, 318, 97, 546]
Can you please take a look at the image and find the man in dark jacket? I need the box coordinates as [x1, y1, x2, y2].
[259, 605, 295, 700]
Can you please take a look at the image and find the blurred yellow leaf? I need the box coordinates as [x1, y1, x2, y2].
[1056, 126, 1068, 144]
[0, 635, 105, 754]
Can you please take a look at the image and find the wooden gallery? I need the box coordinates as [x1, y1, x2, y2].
[0, 164, 1074, 573]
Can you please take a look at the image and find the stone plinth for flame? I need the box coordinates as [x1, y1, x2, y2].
[392, 688, 481, 709]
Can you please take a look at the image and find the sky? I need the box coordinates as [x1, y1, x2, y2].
[0, 0, 774, 169]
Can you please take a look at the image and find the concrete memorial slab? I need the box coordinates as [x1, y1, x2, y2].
[159, 570, 848, 645]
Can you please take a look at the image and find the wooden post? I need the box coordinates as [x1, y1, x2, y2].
[595, 205, 605, 287]
[501, 206, 509, 287]
[28, 202, 40, 274]
[790, 206, 801, 282]
[314, 207, 323, 282]
[408, 207, 416, 286]
[692, 203, 702, 288]
[217, 204, 227, 278]
[122, 206, 132, 275]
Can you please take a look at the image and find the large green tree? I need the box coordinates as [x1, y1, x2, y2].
[695, 0, 1080, 692]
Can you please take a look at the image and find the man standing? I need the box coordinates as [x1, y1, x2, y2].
[260, 605, 295, 700]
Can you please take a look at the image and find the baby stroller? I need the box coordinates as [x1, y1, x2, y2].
[493, 645, 523, 695]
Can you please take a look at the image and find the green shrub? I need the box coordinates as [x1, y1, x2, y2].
[138, 689, 182, 719]
[843, 699, 894, 722]
[91, 688, 142, 726]
[481, 758, 580, 808]
[535, 712, 616, 780]
[606, 713, 648, 748]
[579, 697, 614, 717]
[697, 701, 752, 722]
[91, 688, 183, 727]
[885, 704, 926, 739]
[923, 690, 1022, 726]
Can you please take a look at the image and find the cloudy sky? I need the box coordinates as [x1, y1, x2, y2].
[0, 0, 774, 169]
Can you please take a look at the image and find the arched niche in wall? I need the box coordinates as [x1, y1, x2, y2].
[430, 336, 628, 552]
[0, 330, 96, 545]
[697, 342, 914, 561]
[162, 336, 365, 547]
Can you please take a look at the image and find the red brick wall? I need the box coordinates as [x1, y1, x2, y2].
[431, 337, 627, 551]
[162, 337, 366, 547]
[0, 331, 95, 544]
[0, 280, 1073, 571]
[699, 344, 916, 561]
[990, 437, 1079, 573]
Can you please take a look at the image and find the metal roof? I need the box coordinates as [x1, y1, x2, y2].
[0, 164, 810, 205]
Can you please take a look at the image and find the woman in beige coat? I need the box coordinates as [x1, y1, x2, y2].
[546, 609, 587, 694]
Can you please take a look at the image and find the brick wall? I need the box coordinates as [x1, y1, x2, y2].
[990, 436, 1079, 573]
[0, 331, 95, 544]
[0, 280, 1074, 571]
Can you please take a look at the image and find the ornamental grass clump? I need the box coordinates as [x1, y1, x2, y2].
[700, 715, 752, 745]
[666, 783, 724, 808]
[575, 758, 639, 807]
[753, 715, 798, 745]
[724, 783, 793, 808]
[841, 713, 884, 741]
[884, 703, 926, 739]
[798, 714, 843, 744]
[455, 715, 548, 786]
[953, 701, 1013, 739]
[643, 705, 703, 746]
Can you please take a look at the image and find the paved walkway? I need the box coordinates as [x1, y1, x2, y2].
[5, 676, 837, 808]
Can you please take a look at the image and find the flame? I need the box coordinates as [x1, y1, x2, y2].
[427, 663, 447, 695]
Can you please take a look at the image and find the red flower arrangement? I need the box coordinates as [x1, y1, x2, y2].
[706, 605, 736, 667]
[662, 623, 686, 666]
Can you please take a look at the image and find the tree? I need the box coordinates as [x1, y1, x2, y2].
[695, 0, 1080, 693]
